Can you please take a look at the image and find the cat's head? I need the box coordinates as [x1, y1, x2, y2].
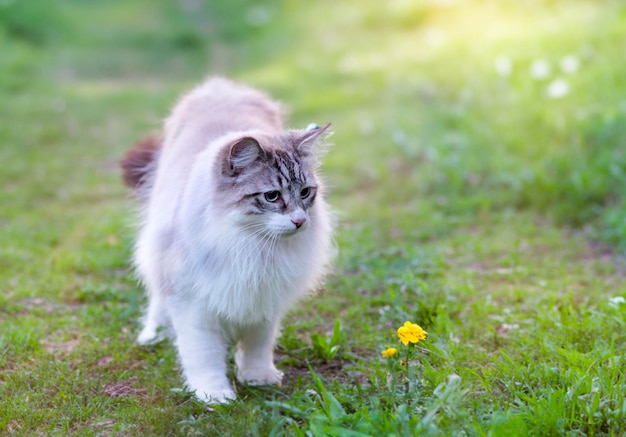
[215, 124, 331, 238]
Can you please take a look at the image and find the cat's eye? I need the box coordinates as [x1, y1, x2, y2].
[300, 187, 313, 199]
[264, 191, 281, 202]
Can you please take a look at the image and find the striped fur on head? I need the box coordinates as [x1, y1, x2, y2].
[215, 124, 330, 225]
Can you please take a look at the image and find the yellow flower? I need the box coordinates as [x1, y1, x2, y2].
[397, 321, 427, 346]
[381, 347, 398, 358]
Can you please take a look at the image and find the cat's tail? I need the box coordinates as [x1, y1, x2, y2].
[120, 135, 161, 196]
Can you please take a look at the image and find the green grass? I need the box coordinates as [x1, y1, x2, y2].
[2, 0, 626, 435]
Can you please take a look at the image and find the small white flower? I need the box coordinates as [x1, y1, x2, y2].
[609, 296, 626, 307]
[494, 56, 512, 76]
[530, 59, 551, 79]
[447, 373, 462, 388]
[245, 6, 272, 26]
[560, 55, 580, 74]
[359, 120, 374, 136]
[392, 129, 408, 146]
[546, 79, 569, 98]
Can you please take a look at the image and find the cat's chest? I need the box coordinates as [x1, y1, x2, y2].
[186, 238, 309, 322]
[200, 238, 299, 280]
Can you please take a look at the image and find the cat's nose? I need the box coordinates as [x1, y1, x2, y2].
[291, 217, 306, 228]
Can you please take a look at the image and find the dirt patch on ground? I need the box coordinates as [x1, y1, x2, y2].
[17, 297, 83, 316]
[102, 376, 147, 398]
[278, 352, 369, 389]
[41, 338, 80, 358]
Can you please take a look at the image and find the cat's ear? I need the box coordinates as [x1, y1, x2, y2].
[295, 122, 332, 158]
[227, 137, 265, 175]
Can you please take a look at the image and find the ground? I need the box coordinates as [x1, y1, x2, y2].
[1, 0, 626, 435]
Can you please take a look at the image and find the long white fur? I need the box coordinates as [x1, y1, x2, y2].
[132, 78, 333, 403]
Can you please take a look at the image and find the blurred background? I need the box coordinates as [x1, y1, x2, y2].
[2, 1, 626, 433]
[1, 0, 625, 255]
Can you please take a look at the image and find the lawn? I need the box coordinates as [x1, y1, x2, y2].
[2, 0, 626, 435]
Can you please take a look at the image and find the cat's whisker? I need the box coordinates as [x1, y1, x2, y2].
[258, 234, 278, 266]
[264, 235, 280, 285]
[238, 222, 269, 234]
[231, 231, 274, 279]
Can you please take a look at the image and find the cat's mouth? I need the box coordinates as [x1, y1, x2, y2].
[277, 225, 306, 237]
[279, 229, 300, 237]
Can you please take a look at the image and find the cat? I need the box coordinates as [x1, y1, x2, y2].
[120, 77, 334, 404]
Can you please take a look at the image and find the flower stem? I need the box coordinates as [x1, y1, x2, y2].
[404, 343, 412, 394]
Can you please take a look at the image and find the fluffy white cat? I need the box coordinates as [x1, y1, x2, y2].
[121, 77, 334, 404]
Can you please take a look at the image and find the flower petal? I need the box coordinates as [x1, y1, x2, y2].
[398, 321, 428, 344]
[381, 347, 398, 358]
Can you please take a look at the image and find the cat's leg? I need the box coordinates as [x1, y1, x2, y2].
[135, 234, 171, 345]
[137, 290, 170, 345]
[137, 253, 169, 345]
[235, 319, 283, 386]
[168, 299, 235, 403]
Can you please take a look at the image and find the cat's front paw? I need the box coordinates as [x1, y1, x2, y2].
[137, 325, 167, 345]
[237, 366, 284, 386]
[195, 388, 236, 404]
